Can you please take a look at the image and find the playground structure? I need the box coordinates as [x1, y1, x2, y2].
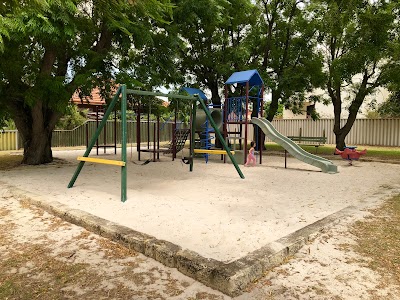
[178, 70, 337, 173]
[224, 70, 264, 164]
[180, 87, 224, 163]
[252, 118, 338, 173]
[68, 85, 244, 202]
[335, 147, 367, 165]
[183, 70, 265, 165]
[68, 69, 339, 202]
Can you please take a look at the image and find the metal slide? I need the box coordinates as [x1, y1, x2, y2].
[252, 118, 338, 174]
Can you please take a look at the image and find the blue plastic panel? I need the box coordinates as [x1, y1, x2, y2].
[225, 70, 264, 86]
[181, 87, 208, 100]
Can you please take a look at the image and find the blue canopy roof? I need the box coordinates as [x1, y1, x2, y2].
[225, 70, 264, 87]
[180, 87, 208, 100]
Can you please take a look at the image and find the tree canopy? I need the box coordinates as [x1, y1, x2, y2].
[0, 0, 174, 164]
[377, 91, 400, 118]
[253, 0, 325, 121]
[169, 0, 258, 105]
[312, 0, 400, 148]
[1, 0, 400, 163]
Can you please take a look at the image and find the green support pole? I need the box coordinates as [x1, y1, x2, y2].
[126, 89, 196, 101]
[196, 96, 245, 179]
[190, 101, 197, 172]
[68, 86, 122, 188]
[121, 85, 127, 202]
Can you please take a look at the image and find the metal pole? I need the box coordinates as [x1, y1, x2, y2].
[173, 102, 177, 160]
[85, 121, 88, 149]
[126, 89, 196, 100]
[114, 110, 117, 154]
[223, 85, 228, 164]
[104, 108, 107, 154]
[96, 105, 99, 155]
[147, 102, 150, 150]
[137, 102, 141, 161]
[153, 119, 156, 162]
[285, 150, 287, 169]
[244, 82, 249, 165]
[260, 85, 264, 164]
[157, 116, 160, 161]
[190, 101, 197, 172]
[121, 85, 127, 202]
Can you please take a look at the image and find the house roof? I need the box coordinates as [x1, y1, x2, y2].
[225, 70, 264, 87]
[71, 87, 107, 107]
[180, 87, 208, 100]
[71, 84, 121, 107]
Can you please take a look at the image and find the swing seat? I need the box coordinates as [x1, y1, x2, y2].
[193, 149, 235, 155]
[77, 156, 126, 166]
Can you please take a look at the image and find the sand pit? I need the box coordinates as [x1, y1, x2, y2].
[1, 148, 400, 264]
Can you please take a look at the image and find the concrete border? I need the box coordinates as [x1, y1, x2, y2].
[4, 184, 358, 297]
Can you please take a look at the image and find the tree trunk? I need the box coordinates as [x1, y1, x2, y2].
[12, 100, 61, 165]
[335, 132, 347, 150]
[22, 129, 54, 164]
[209, 80, 221, 106]
[267, 89, 280, 121]
[332, 71, 369, 150]
[333, 105, 361, 150]
[257, 89, 281, 150]
[332, 94, 345, 150]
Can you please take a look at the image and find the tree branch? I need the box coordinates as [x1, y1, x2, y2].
[93, 24, 113, 53]
[40, 47, 57, 75]
[277, 1, 297, 76]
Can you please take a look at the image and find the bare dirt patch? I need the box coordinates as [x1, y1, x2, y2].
[0, 154, 22, 170]
[1, 190, 400, 299]
[0, 196, 227, 300]
[240, 194, 400, 300]
[350, 194, 400, 293]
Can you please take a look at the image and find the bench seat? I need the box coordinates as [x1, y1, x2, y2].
[287, 136, 326, 153]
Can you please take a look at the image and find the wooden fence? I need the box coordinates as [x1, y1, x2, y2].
[1, 118, 399, 151]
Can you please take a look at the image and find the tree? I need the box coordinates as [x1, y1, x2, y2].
[253, 0, 325, 121]
[0, 0, 173, 164]
[312, 0, 400, 149]
[170, 0, 258, 105]
[378, 91, 400, 118]
[56, 105, 87, 130]
[264, 101, 284, 118]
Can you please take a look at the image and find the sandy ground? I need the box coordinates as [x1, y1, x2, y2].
[0, 190, 227, 299]
[0, 150, 400, 262]
[2, 169, 400, 299]
[245, 212, 400, 300]
[1, 149, 400, 263]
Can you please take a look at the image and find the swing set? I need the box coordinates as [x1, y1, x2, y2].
[67, 85, 244, 202]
